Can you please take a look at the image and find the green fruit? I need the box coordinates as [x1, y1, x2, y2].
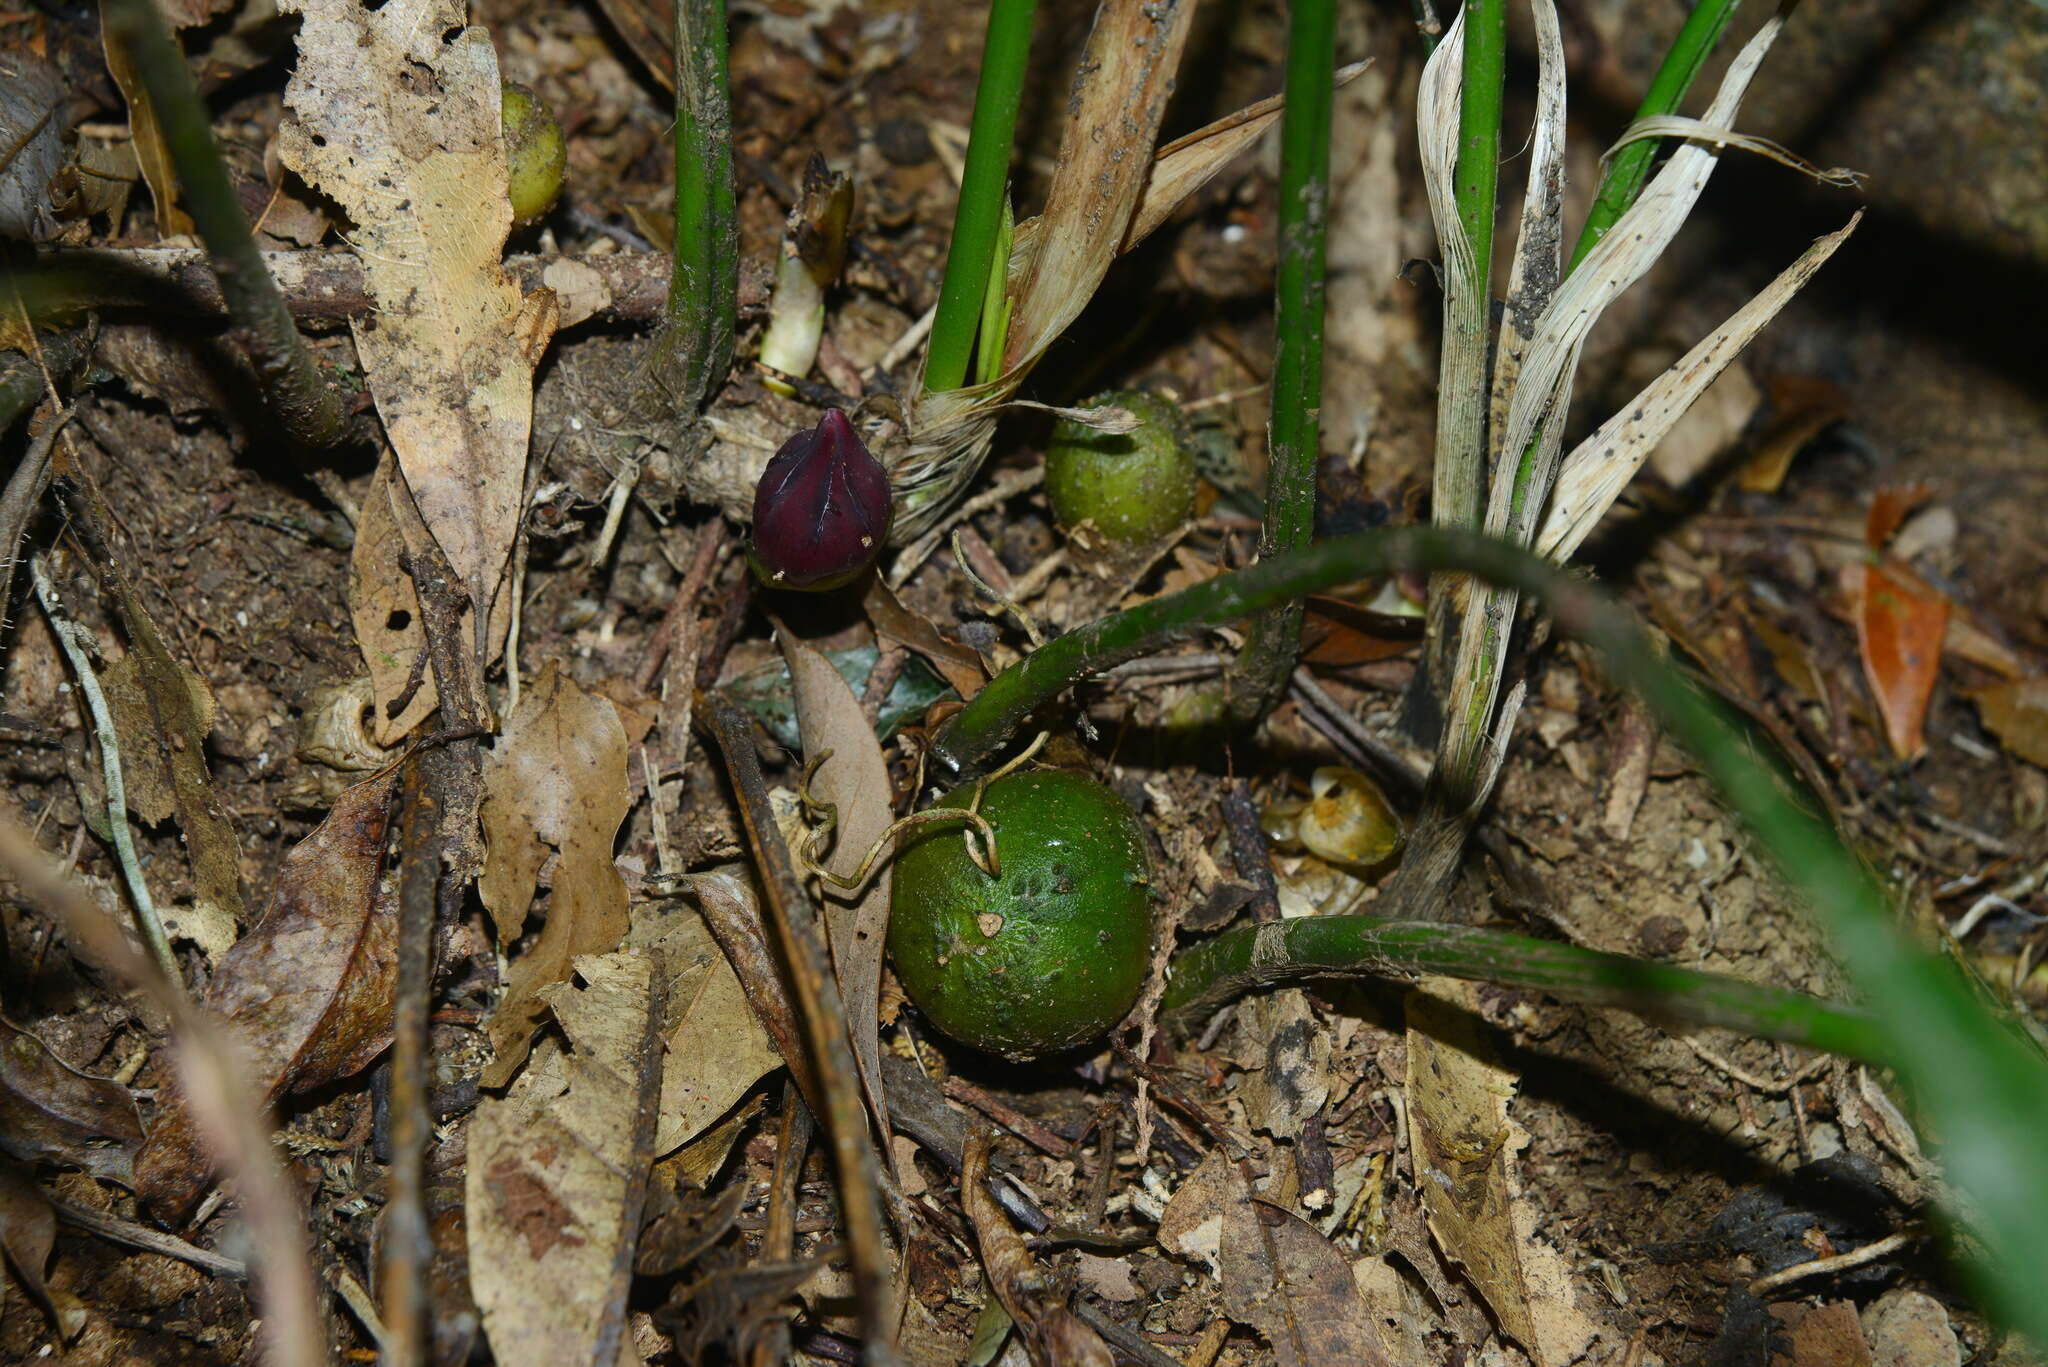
[501, 82, 566, 227]
[889, 770, 1152, 1059]
[1044, 390, 1198, 547]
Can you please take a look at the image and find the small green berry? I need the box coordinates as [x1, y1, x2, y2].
[501, 82, 565, 227]
[889, 770, 1152, 1059]
[1044, 390, 1199, 548]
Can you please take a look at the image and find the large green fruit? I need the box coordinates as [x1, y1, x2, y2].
[889, 770, 1153, 1059]
[1044, 390, 1198, 547]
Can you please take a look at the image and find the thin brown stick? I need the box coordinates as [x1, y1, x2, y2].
[637, 518, 727, 692]
[706, 695, 896, 1358]
[748, 1083, 816, 1367]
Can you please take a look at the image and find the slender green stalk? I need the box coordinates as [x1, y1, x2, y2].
[1422, 0, 1507, 703]
[1161, 916, 1886, 1061]
[1451, 0, 1507, 318]
[1231, 0, 1337, 723]
[922, 0, 1037, 394]
[1567, 0, 1742, 270]
[98, 0, 353, 449]
[937, 525, 2048, 1342]
[643, 0, 737, 418]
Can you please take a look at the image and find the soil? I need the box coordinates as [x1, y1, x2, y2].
[2, 0, 2044, 1363]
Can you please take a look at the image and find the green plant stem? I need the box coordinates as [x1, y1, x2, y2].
[643, 0, 736, 419]
[937, 525, 2048, 1342]
[922, 0, 1037, 394]
[1567, 0, 1741, 270]
[1423, 0, 1507, 700]
[98, 0, 352, 450]
[1161, 916, 1885, 1060]
[1231, 0, 1336, 724]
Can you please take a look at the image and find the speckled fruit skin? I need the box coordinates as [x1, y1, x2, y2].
[501, 82, 566, 227]
[889, 770, 1153, 1059]
[1044, 390, 1198, 547]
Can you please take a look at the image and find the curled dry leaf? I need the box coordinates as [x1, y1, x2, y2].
[781, 628, 894, 1153]
[135, 771, 399, 1223]
[0, 1159, 82, 1341]
[1406, 980, 1598, 1367]
[478, 663, 631, 1087]
[277, 0, 558, 612]
[467, 949, 663, 1367]
[0, 1016, 145, 1187]
[626, 897, 782, 1156]
[961, 1128, 1112, 1367]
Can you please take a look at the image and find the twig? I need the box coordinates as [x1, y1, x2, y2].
[0, 404, 73, 628]
[941, 1075, 1072, 1158]
[637, 518, 727, 692]
[705, 695, 897, 1356]
[748, 1083, 815, 1367]
[48, 1195, 246, 1277]
[1747, 1230, 1914, 1295]
[29, 555, 179, 986]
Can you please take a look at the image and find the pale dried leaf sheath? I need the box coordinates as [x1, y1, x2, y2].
[962, 1128, 1114, 1367]
[1417, 7, 1484, 541]
[1439, 12, 1791, 786]
[1484, 0, 1567, 444]
[1537, 214, 1860, 561]
[276, 0, 557, 611]
[781, 630, 897, 1162]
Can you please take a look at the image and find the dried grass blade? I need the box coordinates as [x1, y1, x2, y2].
[1484, 0, 1566, 443]
[1537, 214, 1860, 561]
[1417, 7, 1484, 539]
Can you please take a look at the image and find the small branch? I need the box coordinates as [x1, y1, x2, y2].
[1747, 1230, 1914, 1296]
[18, 247, 679, 327]
[96, 0, 355, 449]
[705, 695, 896, 1356]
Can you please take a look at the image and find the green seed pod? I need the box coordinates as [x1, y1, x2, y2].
[1044, 390, 1198, 548]
[889, 769, 1152, 1059]
[501, 82, 566, 227]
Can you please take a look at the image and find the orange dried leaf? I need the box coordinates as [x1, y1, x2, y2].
[1851, 561, 1950, 761]
[1864, 482, 1934, 552]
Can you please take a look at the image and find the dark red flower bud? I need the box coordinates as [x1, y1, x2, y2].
[749, 409, 893, 591]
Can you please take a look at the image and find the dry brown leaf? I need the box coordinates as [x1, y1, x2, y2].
[1405, 980, 1597, 1366]
[98, 0, 195, 239]
[0, 1159, 81, 1340]
[625, 898, 782, 1156]
[478, 663, 631, 1087]
[468, 949, 664, 1367]
[349, 455, 512, 743]
[1236, 991, 1332, 1140]
[1157, 1149, 1239, 1275]
[0, 1016, 144, 1187]
[277, 0, 558, 610]
[135, 771, 399, 1223]
[781, 628, 894, 1154]
[862, 578, 986, 699]
[1220, 1198, 1389, 1367]
[1972, 677, 2048, 770]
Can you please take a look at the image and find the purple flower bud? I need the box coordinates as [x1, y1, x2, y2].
[749, 409, 893, 590]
